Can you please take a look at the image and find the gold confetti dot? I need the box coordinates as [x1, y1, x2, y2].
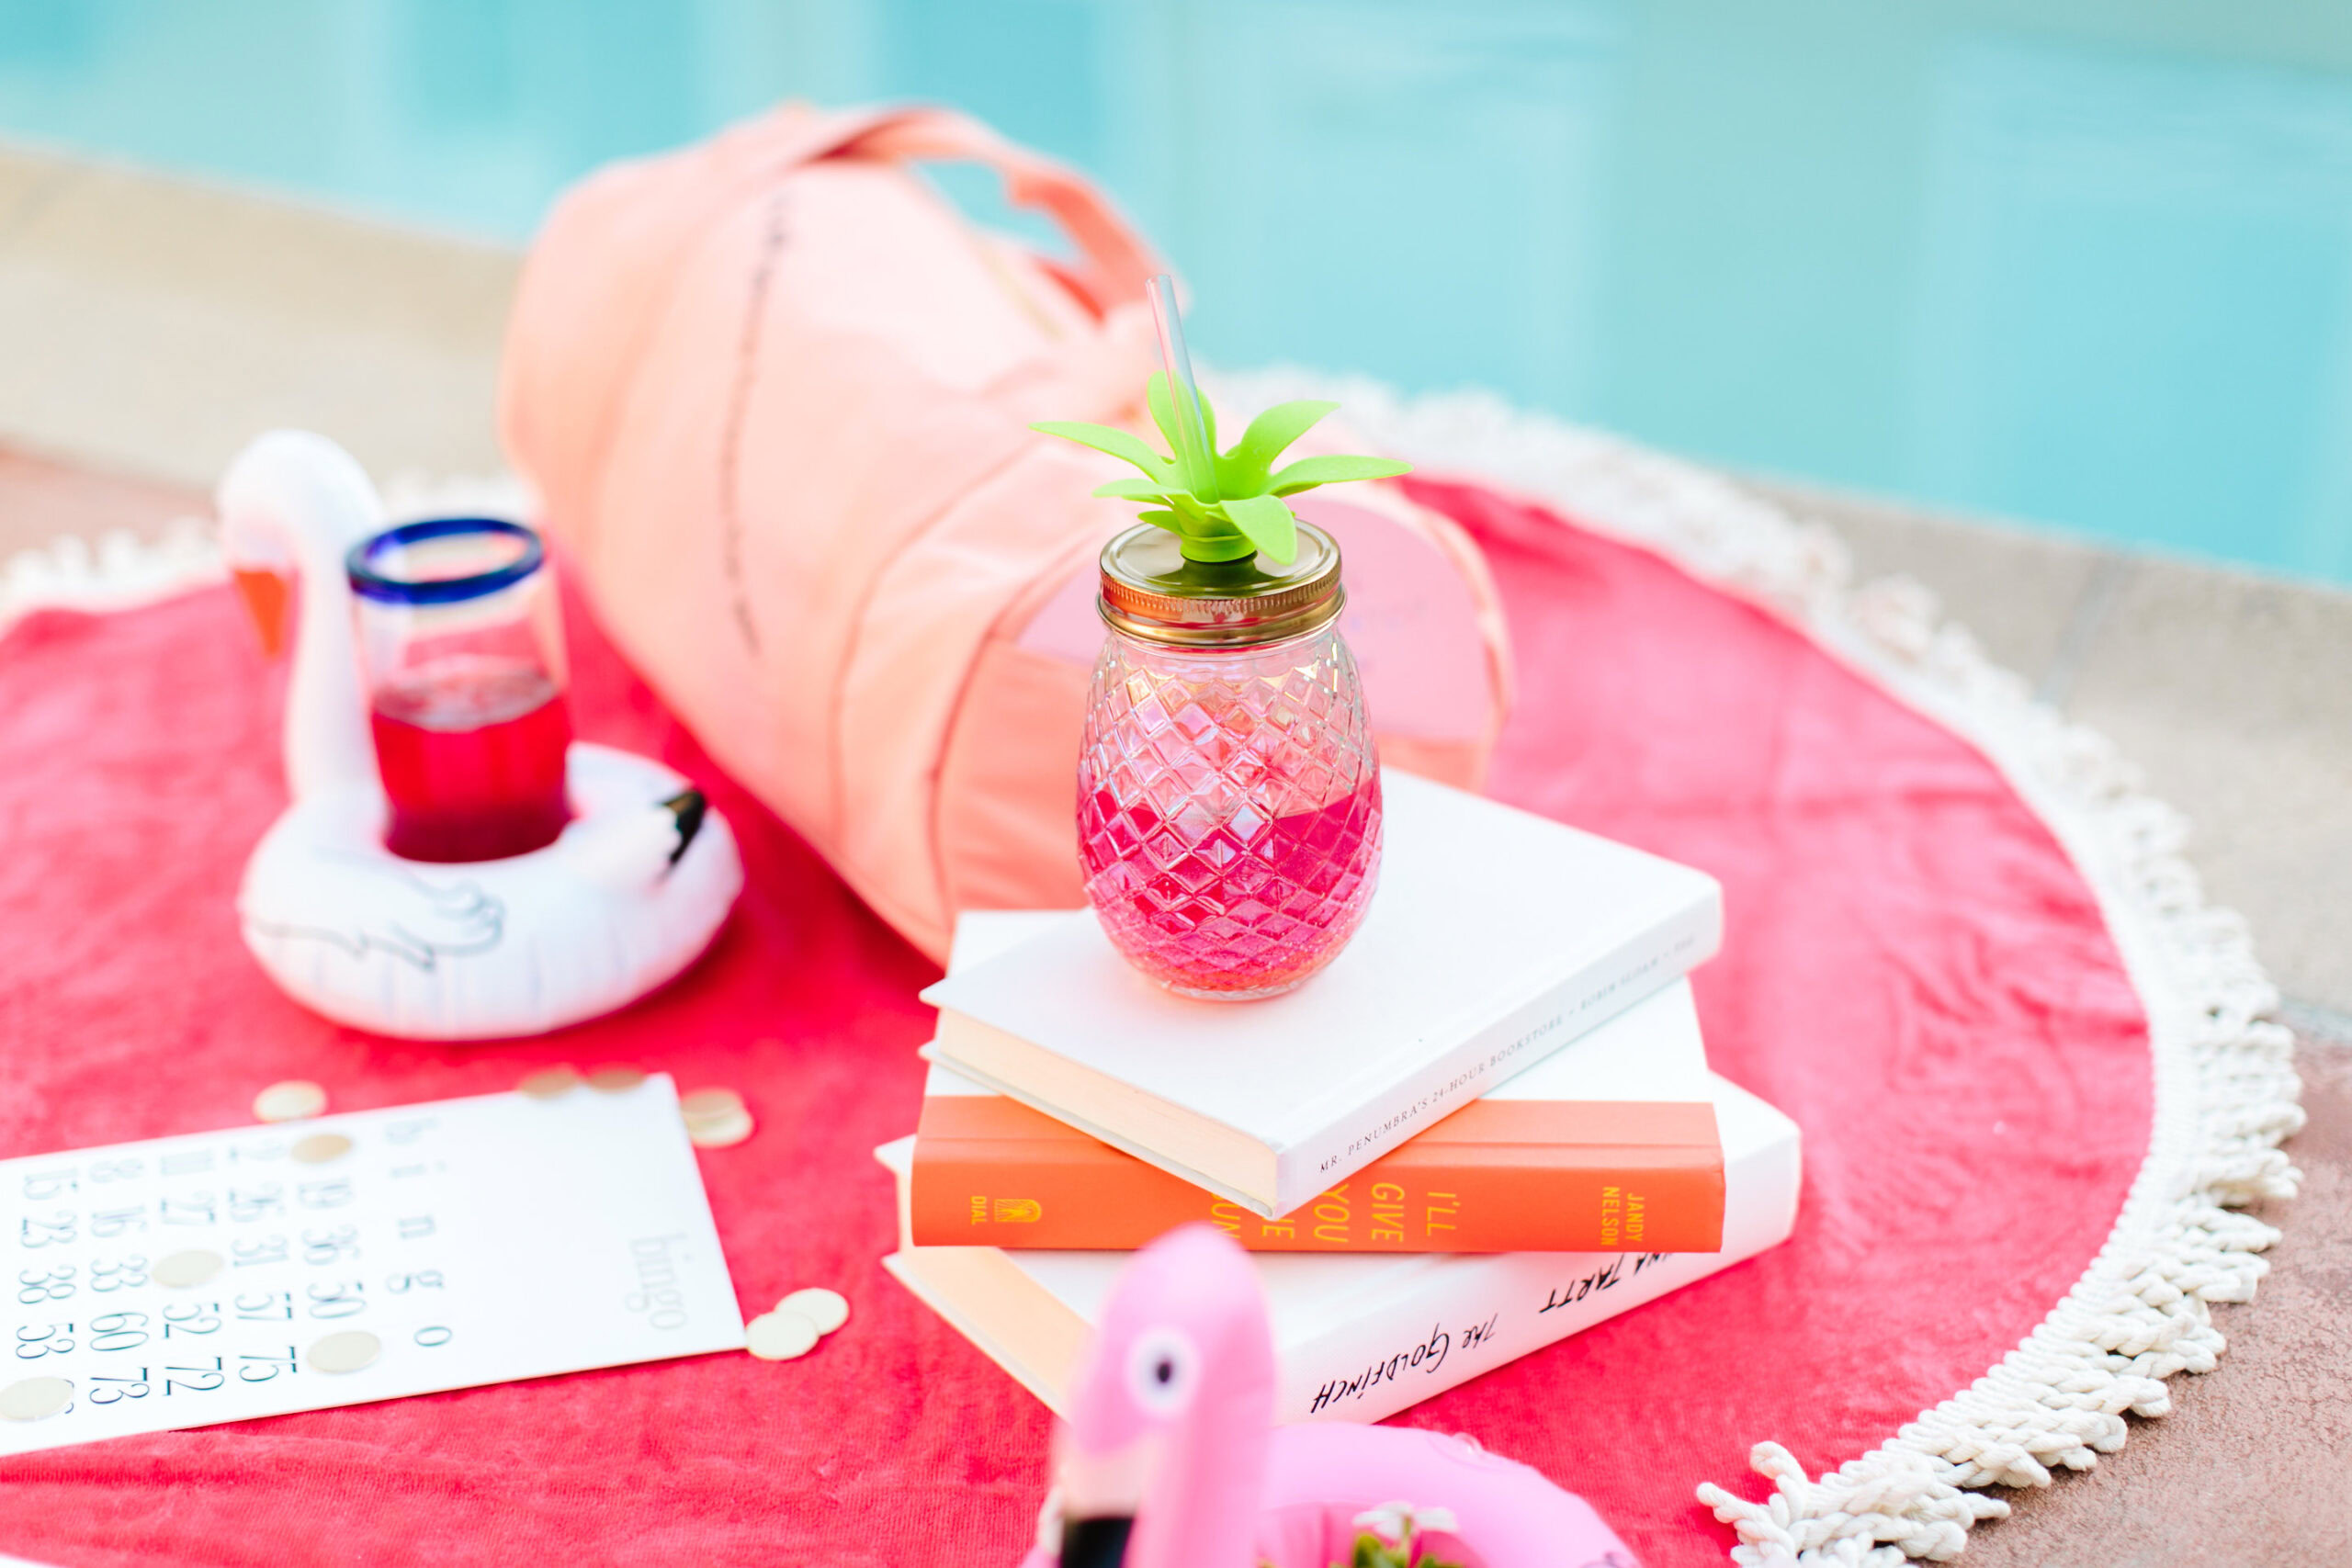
[291, 1133, 353, 1166]
[585, 1065, 647, 1093]
[516, 1066, 582, 1100]
[679, 1087, 744, 1120]
[686, 1107, 754, 1148]
[254, 1080, 328, 1123]
[745, 1311, 820, 1361]
[153, 1249, 225, 1289]
[775, 1288, 848, 1336]
[0, 1377, 73, 1422]
[306, 1330, 382, 1375]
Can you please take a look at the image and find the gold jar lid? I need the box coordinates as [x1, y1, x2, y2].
[1097, 521, 1344, 648]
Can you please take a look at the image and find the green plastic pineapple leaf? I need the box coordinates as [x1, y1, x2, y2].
[1269, 453, 1411, 496]
[1217, 399, 1337, 496]
[1144, 371, 1217, 501]
[1092, 477, 1172, 502]
[1034, 377, 1409, 567]
[1340, 1532, 1464, 1568]
[1222, 493, 1298, 564]
[1030, 421, 1176, 488]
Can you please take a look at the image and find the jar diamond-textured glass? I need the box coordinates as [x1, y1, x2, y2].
[1078, 626, 1383, 999]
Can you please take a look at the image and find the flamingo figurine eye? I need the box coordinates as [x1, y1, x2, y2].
[1125, 1326, 1199, 1416]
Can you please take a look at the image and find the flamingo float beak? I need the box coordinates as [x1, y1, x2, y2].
[230, 565, 294, 660]
[220, 502, 300, 660]
[1050, 1429, 1161, 1567]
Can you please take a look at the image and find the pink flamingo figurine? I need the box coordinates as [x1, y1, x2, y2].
[1023, 1225, 1639, 1568]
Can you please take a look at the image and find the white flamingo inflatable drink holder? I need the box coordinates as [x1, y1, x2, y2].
[219, 430, 742, 1041]
[1028, 1225, 1634, 1568]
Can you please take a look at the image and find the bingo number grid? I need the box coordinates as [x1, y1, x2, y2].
[2, 1076, 743, 1453]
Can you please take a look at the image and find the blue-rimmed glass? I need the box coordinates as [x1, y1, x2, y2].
[346, 518, 573, 862]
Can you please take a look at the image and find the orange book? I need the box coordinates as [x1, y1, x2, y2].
[910, 1094, 1724, 1253]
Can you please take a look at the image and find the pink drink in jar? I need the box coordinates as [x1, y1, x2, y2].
[1079, 521, 1382, 998]
[347, 518, 573, 863]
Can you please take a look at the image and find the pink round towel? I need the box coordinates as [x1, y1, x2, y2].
[0, 406, 2297, 1566]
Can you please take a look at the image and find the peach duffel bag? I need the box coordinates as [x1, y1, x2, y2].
[499, 103, 1510, 962]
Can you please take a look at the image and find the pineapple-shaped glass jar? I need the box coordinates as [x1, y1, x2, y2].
[1039, 281, 1408, 998]
[1079, 523, 1383, 998]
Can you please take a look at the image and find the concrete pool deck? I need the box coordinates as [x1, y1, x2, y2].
[1, 140, 2345, 1564]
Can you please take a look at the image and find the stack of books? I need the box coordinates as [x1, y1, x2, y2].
[876, 771, 1800, 1424]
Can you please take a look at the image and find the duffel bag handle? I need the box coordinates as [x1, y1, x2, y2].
[817, 105, 1163, 315]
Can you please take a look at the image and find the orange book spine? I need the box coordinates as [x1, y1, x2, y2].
[910, 1096, 1724, 1253]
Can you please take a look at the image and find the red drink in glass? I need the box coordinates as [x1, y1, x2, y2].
[348, 515, 573, 863]
[371, 656, 572, 862]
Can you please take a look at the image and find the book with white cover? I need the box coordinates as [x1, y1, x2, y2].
[879, 1077, 1798, 1427]
[921, 771, 1724, 1217]
[922, 978, 1717, 1119]
[881, 912, 1798, 1425]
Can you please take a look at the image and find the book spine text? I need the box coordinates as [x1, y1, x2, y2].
[1274, 891, 1723, 1214]
[912, 1143, 1722, 1254]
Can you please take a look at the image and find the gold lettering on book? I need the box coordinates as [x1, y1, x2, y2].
[968, 1195, 987, 1226]
[1424, 1190, 1459, 1236]
[1623, 1192, 1644, 1246]
[1311, 1183, 1351, 1244]
[1209, 1201, 1248, 1238]
[991, 1198, 1041, 1224]
[1369, 1182, 1407, 1244]
[1600, 1185, 1621, 1247]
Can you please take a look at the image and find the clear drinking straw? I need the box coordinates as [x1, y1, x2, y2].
[1147, 274, 1218, 501]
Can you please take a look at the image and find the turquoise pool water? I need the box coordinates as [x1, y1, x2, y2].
[6, 1, 2352, 582]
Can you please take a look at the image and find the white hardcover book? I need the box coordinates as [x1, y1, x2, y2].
[920, 771, 1724, 1216]
[877, 1072, 1798, 1426]
[923, 976, 1713, 1111]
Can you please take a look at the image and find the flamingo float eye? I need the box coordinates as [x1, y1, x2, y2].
[1125, 1326, 1199, 1416]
